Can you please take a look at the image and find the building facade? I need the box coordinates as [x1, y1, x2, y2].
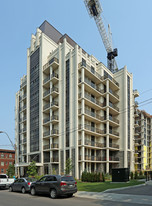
[134, 109, 152, 171]
[0, 149, 15, 174]
[15, 21, 136, 178]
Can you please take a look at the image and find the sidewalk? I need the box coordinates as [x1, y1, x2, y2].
[75, 181, 152, 205]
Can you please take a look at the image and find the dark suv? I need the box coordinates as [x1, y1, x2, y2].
[30, 175, 77, 198]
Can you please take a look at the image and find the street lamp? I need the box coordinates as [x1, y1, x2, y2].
[0, 131, 15, 149]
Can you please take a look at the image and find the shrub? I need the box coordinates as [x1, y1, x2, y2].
[81, 171, 105, 182]
[130, 172, 134, 180]
[134, 171, 138, 179]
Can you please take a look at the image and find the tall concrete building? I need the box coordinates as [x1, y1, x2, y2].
[15, 21, 137, 178]
[134, 109, 152, 171]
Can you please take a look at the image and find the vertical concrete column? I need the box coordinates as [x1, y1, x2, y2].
[106, 80, 109, 173]
[50, 66, 53, 163]
[81, 67, 85, 173]
[123, 66, 128, 168]
[74, 44, 79, 179]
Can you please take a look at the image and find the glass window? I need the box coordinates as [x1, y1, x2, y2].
[1, 169, 4, 173]
[9, 154, 12, 158]
[1, 162, 4, 166]
[1, 154, 4, 158]
[9, 162, 12, 165]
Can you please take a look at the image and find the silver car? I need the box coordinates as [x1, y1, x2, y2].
[9, 177, 36, 194]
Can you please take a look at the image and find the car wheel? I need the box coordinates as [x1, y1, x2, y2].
[9, 186, 13, 192]
[21, 187, 26, 194]
[50, 189, 57, 199]
[31, 187, 36, 196]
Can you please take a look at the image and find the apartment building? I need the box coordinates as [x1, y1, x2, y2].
[134, 109, 152, 171]
[0, 149, 15, 174]
[15, 20, 136, 178]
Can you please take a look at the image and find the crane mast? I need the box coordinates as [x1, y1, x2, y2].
[84, 0, 118, 73]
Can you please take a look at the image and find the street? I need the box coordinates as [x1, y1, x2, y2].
[0, 189, 147, 206]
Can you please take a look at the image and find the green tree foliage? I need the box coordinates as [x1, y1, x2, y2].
[7, 164, 15, 177]
[27, 161, 37, 177]
[65, 158, 73, 175]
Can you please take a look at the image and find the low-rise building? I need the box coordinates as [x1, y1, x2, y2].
[0, 149, 15, 174]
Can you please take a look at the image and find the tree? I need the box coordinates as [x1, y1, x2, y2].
[65, 158, 73, 175]
[7, 164, 15, 177]
[27, 161, 37, 177]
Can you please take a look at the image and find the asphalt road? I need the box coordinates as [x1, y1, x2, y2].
[0, 189, 143, 206]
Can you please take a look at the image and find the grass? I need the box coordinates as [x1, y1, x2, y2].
[77, 180, 145, 192]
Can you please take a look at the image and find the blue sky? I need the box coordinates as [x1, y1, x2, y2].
[0, 0, 152, 149]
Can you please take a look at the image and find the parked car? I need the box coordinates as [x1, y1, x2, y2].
[30, 175, 77, 198]
[9, 177, 36, 193]
[0, 174, 14, 189]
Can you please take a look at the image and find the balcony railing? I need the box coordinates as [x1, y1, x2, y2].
[109, 89, 119, 99]
[43, 103, 50, 110]
[43, 117, 50, 124]
[78, 62, 102, 80]
[43, 131, 50, 137]
[51, 72, 59, 79]
[43, 145, 50, 150]
[51, 87, 59, 93]
[79, 78, 104, 94]
[51, 101, 59, 107]
[43, 89, 50, 98]
[102, 75, 119, 87]
[109, 102, 119, 112]
[51, 129, 59, 135]
[43, 76, 50, 84]
[78, 108, 104, 121]
[109, 143, 119, 149]
[84, 139, 106, 148]
[43, 57, 59, 71]
[79, 93, 103, 108]
[109, 156, 119, 161]
[109, 129, 119, 136]
[79, 124, 105, 135]
[51, 115, 59, 121]
[109, 116, 119, 124]
[51, 143, 59, 148]
[51, 157, 59, 162]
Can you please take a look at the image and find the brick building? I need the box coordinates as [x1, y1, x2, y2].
[0, 149, 15, 174]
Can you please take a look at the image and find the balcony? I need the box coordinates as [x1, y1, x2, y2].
[102, 75, 119, 90]
[109, 129, 119, 139]
[51, 143, 59, 149]
[43, 103, 50, 111]
[20, 80, 27, 89]
[51, 115, 59, 124]
[79, 108, 104, 123]
[43, 89, 50, 99]
[108, 102, 119, 115]
[43, 117, 50, 124]
[109, 89, 119, 103]
[79, 78, 104, 97]
[79, 93, 103, 109]
[109, 143, 119, 150]
[43, 144, 50, 150]
[51, 86, 59, 97]
[133, 89, 139, 98]
[84, 139, 106, 148]
[51, 72, 59, 84]
[109, 156, 119, 162]
[51, 129, 59, 137]
[51, 156, 59, 163]
[43, 131, 50, 138]
[109, 116, 119, 127]
[51, 101, 59, 110]
[43, 57, 59, 72]
[79, 124, 105, 136]
[43, 76, 50, 85]
[78, 62, 102, 84]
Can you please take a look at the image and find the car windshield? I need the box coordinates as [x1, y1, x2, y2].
[61, 176, 75, 181]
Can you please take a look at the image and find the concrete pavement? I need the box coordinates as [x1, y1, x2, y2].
[75, 181, 152, 205]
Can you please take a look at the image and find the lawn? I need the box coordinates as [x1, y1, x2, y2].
[77, 180, 145, 192]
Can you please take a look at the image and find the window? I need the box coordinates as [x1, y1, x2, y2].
[1, 169, 4, 173]
[46, 176, 57, 182]
[1, 154, 4, 158]
[9, 162, 12, 165]
[5, 162, 8, 165]
[9, 154, 12, 158]
[1, 162, 4, 166]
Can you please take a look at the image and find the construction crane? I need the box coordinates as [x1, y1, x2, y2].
[84, 0, 118, 73]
